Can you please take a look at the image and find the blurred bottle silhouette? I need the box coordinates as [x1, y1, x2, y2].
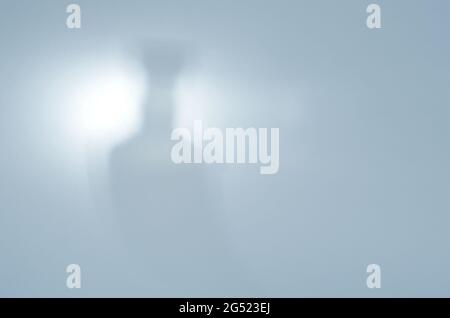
[109, 40, 250, 296]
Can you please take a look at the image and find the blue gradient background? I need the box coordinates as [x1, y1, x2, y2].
[0, 0, 449, 297]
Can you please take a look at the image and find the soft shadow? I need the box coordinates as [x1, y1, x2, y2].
[109, 40, 251, 296]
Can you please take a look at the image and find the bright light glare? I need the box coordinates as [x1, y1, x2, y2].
[72, 60, 145, 146]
